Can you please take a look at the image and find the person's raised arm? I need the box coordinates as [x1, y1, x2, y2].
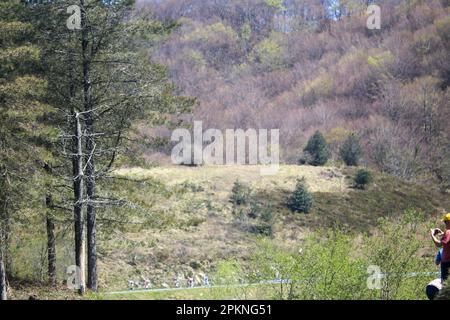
[431, 229, 443, 248]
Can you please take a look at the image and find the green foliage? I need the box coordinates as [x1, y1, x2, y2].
[298, 152, 312, 165]
[435, 16, 450, 43]
[251, 36, 285, 71]
[367, 51, 394, 68]
[248, 239, 299, 299]
[230, 180, 251, 206]
[181, 21, 240, 68]
[183, 22, 238, 43]
[215, 260, 244, 285]
[249, 224, 273, 237]
[412, 31, 441, 56]
[303, 131, 331, 166]
[240, 23, 252, 42]
[247, 201, 275, 236]
[354, 169, 373, 189]
[179, 181, 205, 193]
[186, 49, 207, 67]
[0, 2, 58, 287]
[300, 73, 334, 106]
[362, 209, 428, 300]
[260, 207, 274, 223]
[247, 231, 368, 300]
[244, 210, 432, 300]
[265, 0, 287, 11]
[210, 260, 252, 300]
[0, 0, 195, 294]
[287, 177, 313, 214]
[96, 209, 439, 300]
[324, 127, 352, 146]
[340, 134, 363, 166]
[232, 190, 276, 237]
[294, 230, 369, 300]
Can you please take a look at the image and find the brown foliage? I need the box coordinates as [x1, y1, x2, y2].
[140, 0, 449, 183]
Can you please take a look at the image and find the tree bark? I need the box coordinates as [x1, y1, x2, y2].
[80, 0, 98, 292]
[67, 28, 86, 295]
[45, 194, 57, 287]
[3, 216, 11, 279]
[73, 112, 86, 295]
[0, 246, 6, 300]
[0, 167, 8, 300]
[86, 156, 97, 291]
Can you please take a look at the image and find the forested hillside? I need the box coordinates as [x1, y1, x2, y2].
[138, 0, 449, 188]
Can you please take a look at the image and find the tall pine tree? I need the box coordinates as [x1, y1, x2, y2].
[35, 0, 194, 293]
[0, 0, 57, 300]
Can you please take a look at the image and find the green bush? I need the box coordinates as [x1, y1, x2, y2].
[288, 177, 313, 214]
[354, 169, 373, 189]
[362, 209, 428, 300]
[249, 232, 368, 300]
[243, 210, 431, 300]
[303, 131, 331, 166]
[236, 200, 275, 237]
[249, 223, 273, 237]
[298, 151, 313, 165]
[260, 208, 274, 223]
[179, 181, 205, 193]
[340, 134, 363, 166]
[210, 260, 252, 300]
[230, 180, 251, 205]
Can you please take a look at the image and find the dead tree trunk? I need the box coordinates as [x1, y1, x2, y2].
[72, 112, 86, 295]
[80, 0, 98, 292]
[66, 31, 86, 295]
[45, 194, 57, 287]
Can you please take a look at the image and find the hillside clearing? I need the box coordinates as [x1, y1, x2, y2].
[90, 165, 450, 292]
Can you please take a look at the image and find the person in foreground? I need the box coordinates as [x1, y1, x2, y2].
[431, 214, 450, 280]
[426, 213, 450, 300]
[425, 249, 444, 300]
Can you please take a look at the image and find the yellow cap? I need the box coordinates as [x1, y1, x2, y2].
[442, 213, 450, 222]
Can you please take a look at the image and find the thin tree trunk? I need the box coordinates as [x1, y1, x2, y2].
[0, 246, 6, 300]
[73, 112, 86, 295]
[86, 157, 97, 291]
[67, 30, 86, 295]
[45, 195, 57, 287]
[80, 0, 98, 291]
[2, 174, 12, 278]
[86, 121, 97, 291]
[3, 217, 11, 278]
[0, 167, 8, 300]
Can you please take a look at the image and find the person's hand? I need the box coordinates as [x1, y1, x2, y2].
[431, 228, 444, 240]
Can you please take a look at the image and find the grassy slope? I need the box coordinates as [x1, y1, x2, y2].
[96, 165, 449, 294]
